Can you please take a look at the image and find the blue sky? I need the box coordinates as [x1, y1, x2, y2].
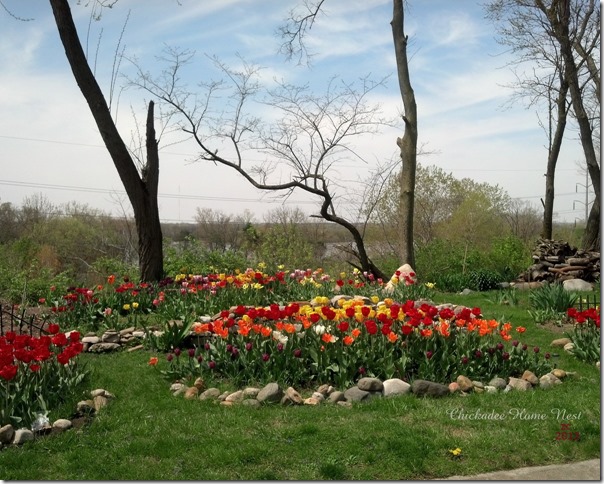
[0, 0, 590, 224]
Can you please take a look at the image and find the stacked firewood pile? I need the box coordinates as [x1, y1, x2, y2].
[516, 239, 600, 283]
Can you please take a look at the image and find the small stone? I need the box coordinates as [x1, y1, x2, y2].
[90, 389, 108, 398]
[0, 424, 15, 444]
[551, 338, 572, 347]
[243, 387, 260, 398]
[76, 400, 95, 415]
[303, 397, 321, 405]
[170, 383, 185, 395]
[473, 387, 484, 394]
[93, 395, 109, 411]
[119, 327, 136, 336]
[194, 378, 205, 390]
[489, 377, 507, 390]
[184, 387, 200, 400]
[257, 383, 283, 404]
[311, 392, 325, 402]
[316, 384, 334, 396]
[281, 387, 303, 406]
[225, 390, 244, 402]
[448, 382, 460, 393]
[52, 419, 73, 431]
[87, 342, 121, 353]
[596, 361, 600, 370]
[126, 344, 144, 352]
[508, 377, 533, 391]
[12, 429, 34, 445]
[81, 336, 100, 344]
[242, 399, 261, 408]
[132, 331, 145, 338]
[357, 377, 384, 392]
[101, 331, 121, 343]
[456, 375, 473, 392]
[472, 381, 484, 389]
[551, 368, 567, 379]
[328, 391, 346, 403]
[383, 378, 411, 397]
[336, 401, 353, 408]
[199, 388, 221, 400]
[521, 370, 539, 386]
[411, 379, 450, 398]
[217, 391, 230, 402]
[563, 342, 575, 353]
[344, 386, 370, 402]
[484, 385, 497, 393]
[220, 400, 234, 406]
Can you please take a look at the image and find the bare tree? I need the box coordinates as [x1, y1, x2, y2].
[48, 0, 164, 281]
[390, 0, 418, 269]
[486, 0, 600, 249]
[128, 50, 390, 279]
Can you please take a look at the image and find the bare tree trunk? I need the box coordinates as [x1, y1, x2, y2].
[391, 0, 417, 268]
[49, 0, 164, 281]
[542, 76, 569, 239]
[541, 0, 600, 250]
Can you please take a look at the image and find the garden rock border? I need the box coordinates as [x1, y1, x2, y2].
[168, 369, 576, 408]
[0, 388, 114, 449]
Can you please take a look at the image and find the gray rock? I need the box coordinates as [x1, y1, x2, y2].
[126, 344, 144, 352]
[459, 288, 472, 295]
[0, 424, 14, 444]
[303, 397, 322, 405]
[562, 279, 593, 292]
[539, 373, 561, 389]
[217, 391, 230, 402]
[257, 382, 283, 404]
[225, 390, 244, 402]
[242, 399, 261, 408]
[101, 331, 121, 343]
[81, 336, 100, 344]
[344, 386, 370, 402]
[184, 387, 199, 400]
[383, 378, 411, 397]
[119, 326, 136, 336]
[199, 388, 221, 400]
[484, 385, 498, 393]
[170, 383, 186, 395]
[357, 377, 384, 392]
[336, 401, 353, 408]
[328, 391, 346, 403]
[508, 377, 533, 391]
[13, 428, 34, 445]
[52, 419, 73, 431]
[311, 392, 325, 402]
[243, 387, 260, 398]
[411, 379, 450, 398]
[472, 381, 484, 389]
[87, 342, 121, 353]
[489, 377, 507, 390]
[551, 368, 567, 379]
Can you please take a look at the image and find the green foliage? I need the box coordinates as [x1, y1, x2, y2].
[566, 308, 600, 363]
[163, 237, 248, 275]
[529, 283, 579, 313]
[486, 287, 519, 306]
[468, 269, 502, 292]
[486, 235, 532, 281]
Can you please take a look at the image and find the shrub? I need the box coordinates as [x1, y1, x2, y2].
[468, 269, 502, 292]
[529, 283, 579, 313]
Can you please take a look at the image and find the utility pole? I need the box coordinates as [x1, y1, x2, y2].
[574, 166, 592, 225]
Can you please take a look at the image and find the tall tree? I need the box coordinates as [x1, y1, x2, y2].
[486, 0, 600, 249]
[391, 0, 417, 268]
[48, 0, 164, 281]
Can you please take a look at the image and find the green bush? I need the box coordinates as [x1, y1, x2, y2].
[468, 269, 502, 292]
[163, 237, 249, 275]
[486, 235, 532, 281]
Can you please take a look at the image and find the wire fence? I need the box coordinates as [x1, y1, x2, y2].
[0, 304, 47, 337]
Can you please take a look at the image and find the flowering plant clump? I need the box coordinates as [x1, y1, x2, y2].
[566, 307, 600, 363]
[0, 324, 89, 427]
[176, 298, 552, 388]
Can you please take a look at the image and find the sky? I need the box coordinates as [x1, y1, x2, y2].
[0, 0, 594, 225]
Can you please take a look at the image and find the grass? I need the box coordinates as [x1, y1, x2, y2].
[0, 290, 600, 480]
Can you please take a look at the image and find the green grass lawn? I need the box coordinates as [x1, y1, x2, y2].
[0, 290, 600, 480]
